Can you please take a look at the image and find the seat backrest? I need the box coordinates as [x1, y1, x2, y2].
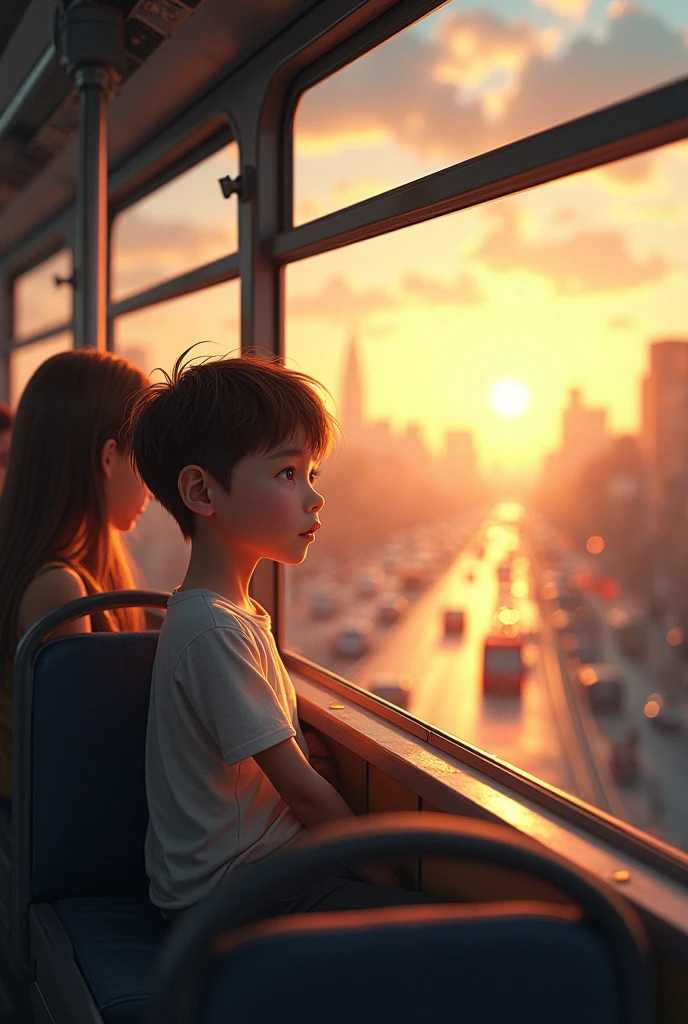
[203, 904, 621, 1024]
[29, 632, 158, 901]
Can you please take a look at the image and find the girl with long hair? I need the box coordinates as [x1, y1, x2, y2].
[0, 349, 150, 802]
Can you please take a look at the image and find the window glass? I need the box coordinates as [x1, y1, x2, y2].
[284, 139, 688, 856]
[294, 0, 688, 224]
[9, 333, 73, 407]
[116, 280, 240, 591]
[13, 251, 72, 340]
[111, 142, 239, 302]
[114, 278, 239, 377]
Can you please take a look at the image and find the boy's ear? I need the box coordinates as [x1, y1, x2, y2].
[178, 465, 215, 518]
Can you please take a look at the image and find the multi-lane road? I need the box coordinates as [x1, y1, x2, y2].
[286, 512, 688, 855]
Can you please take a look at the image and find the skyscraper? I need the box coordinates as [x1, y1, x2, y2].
[641, 339, 688, 624]
[341, 332, 364, 442]
[561, 388, 609, 479]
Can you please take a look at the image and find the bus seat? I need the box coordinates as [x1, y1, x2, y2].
[202, 903, 620, 1024]
[12, 592, 170, 1024]
[150, 813, 651, 1024]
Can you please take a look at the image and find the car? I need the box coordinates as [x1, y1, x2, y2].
[365, 673, 412, 710]
[331, 620, 374, 657]
[401, 563, 428, 590]
[483, 633, 524, 695]
[444, 609, 466, 636]
[644, 693, 683, 732]
[562, 632, 601, 665]
[611, 732, 641, 785]
[310, 586, 338, 618]
[356, 567, 386, 598]
[378, 592, 409, 624]
[577, 663, 624, 712]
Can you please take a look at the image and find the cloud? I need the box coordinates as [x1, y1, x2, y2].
[402, 271, 483, 305]
[114, 215, 228, 262]
[474, 205, 667, 292]
[531, 0, 591, 19]
[296, 7, 687, 164]
[288, 275, 396, 322]
[597, 152, 656, 188]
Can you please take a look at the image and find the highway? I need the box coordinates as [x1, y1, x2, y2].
[286, 510, 688, 855]
[286, 517, 579, 797]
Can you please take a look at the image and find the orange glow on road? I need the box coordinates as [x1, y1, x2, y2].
[644, 696, 663, 719]
[666, 627, 684, 647]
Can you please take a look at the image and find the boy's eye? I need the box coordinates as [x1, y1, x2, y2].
[277, 466, 321, 483]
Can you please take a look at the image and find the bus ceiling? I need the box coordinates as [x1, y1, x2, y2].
[0, 0, 316, 260]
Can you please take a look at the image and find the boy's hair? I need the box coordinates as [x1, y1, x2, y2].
[128, 350, 338, 539]
[0, 402, 12, 431]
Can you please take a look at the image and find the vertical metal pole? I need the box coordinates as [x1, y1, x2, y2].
[55, 1, 123, 349]
[232, 74, 285, 632]
[74, 66, 109, 349]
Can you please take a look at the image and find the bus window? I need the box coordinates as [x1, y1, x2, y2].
[111, 142, 239, 302]
[13, 251, 72, 341]
[284, 135, 688, 858]
[114, 278, 239, 379]
[293, 2, 688, 224]
[9, 334, 73, 408]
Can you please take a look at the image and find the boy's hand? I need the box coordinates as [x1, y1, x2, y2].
[303, 729, 338, 788]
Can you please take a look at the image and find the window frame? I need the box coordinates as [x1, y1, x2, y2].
[271, 0, 688, 880]
[107, 121, 240, 331]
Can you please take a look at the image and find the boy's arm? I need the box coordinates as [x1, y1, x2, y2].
[253, 738, 400, 888]
[301, 727, 338, 787]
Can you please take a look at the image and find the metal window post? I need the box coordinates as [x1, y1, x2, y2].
[55, 1, 124, 349]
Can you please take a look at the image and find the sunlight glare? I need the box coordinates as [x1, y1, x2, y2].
[489, 379, 531, 418]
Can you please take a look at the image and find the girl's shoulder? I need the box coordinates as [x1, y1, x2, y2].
[18, 562, 89, 636]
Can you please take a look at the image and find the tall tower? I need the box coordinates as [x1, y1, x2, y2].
[341, 332, 364, 442]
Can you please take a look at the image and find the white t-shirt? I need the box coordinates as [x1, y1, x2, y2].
[144, 588, 307, 911]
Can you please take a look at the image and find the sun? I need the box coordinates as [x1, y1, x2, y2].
[489, 379, 531, 418]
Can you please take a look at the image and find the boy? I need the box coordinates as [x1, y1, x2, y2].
[129, 353, 434, 920]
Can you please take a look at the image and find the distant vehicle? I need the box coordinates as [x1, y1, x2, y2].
[378, 592, 409, 624]
[365, 673, 412, 710]
[611, 617, 645, 659]
[331, 620, 374, 658]
[401, 563, 428, 590]
[482, 633, 524, 695]
[577, 663, 624, 712]
[497, 563, 511, 585]
[611, 732, 640, 785]
[311, 587, 338, 619]
[443, 609, 466, 636]
[356, 567, 386, 598]
[645, 694, 683, 733]
[561, 632, 601, 666]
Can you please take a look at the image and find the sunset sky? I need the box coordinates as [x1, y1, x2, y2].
[17, 0, 688, 473]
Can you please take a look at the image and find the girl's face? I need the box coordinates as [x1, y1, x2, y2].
[101, 441, 149, 531]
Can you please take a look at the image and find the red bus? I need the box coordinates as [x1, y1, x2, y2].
[483, 633, 524, 695]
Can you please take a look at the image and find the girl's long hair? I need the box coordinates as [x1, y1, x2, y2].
[0, 350, 148, 657]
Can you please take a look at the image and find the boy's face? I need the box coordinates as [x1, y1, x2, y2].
[207, 430, 325, 565]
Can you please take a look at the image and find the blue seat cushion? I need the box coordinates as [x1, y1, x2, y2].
[204, 905, 621, 1024]
[53, 896, 167, 1024]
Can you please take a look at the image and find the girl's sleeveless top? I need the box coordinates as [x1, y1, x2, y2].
[0, 560, 113, 802]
